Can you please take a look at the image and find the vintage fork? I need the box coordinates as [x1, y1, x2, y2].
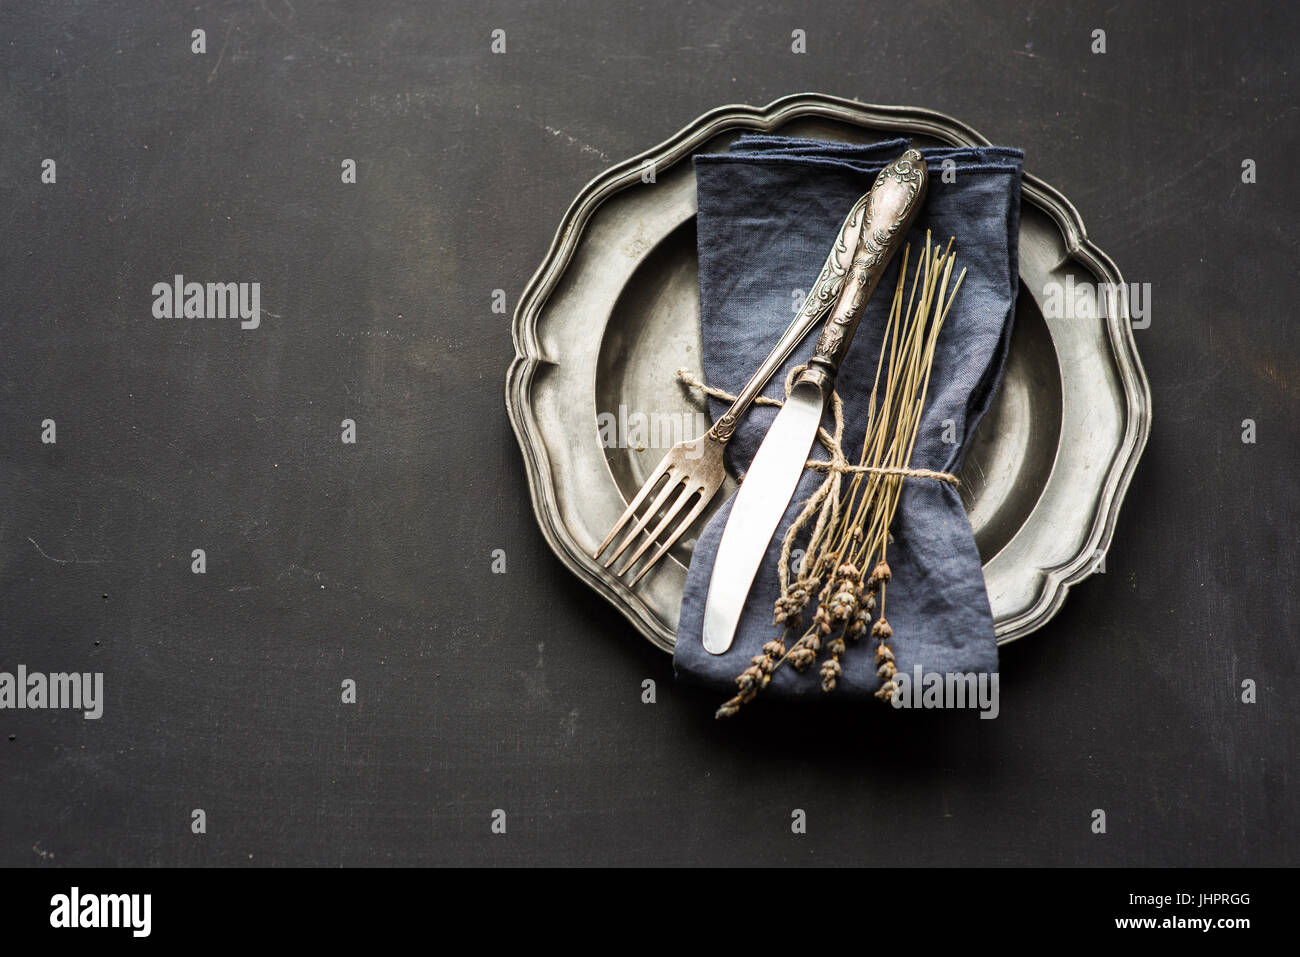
[593, 189, 877, 587]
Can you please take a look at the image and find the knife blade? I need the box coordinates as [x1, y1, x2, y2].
[701, 148, 929, 655]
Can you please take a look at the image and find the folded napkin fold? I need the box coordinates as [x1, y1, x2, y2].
[674, 135, 1024, 700]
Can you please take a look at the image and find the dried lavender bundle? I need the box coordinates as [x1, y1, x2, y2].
[716, 235, 967, 719]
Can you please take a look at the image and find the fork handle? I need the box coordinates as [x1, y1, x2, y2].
[705, 188, 875, 442]
[797, 149, 928, 396]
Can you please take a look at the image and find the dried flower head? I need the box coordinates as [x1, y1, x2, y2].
[736, 664, 769, 695]
[715, 687, 757, 719]
[786, 631, 821, 672]
[819, 657, 842, 692]
[829, 587, 858, 622]
[715, 698, 741, 719]
[773, 595, 790, 625]
[788, 646, 817, 671]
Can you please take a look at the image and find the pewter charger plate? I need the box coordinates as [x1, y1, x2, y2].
[507, 94, 1151, 654]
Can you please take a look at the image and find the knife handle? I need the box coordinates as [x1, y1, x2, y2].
[797, 148, 928, 395]
[705, 188, 874, 442]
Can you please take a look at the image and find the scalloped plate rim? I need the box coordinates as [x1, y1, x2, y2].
[506, 92, 1152, 653]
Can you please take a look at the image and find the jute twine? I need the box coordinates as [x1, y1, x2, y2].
[676, 366, 959, 593]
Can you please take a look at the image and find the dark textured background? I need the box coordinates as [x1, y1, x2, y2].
[0, 0, 1295, 866]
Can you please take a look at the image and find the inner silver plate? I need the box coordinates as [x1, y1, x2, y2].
[508, 95, 1151, 653]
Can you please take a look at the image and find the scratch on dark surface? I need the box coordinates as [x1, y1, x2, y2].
[258, 0, 285, 27]
[258, 0, 353, 60]
[514, 641, 550, 702]
[276, 563, 326, 585]
[560, 707, 579, 738]
[27, 538, 104, 565]
[208, 21, 235, 84]
[542, 124, 610, 162]
[1245, 352, 1299, 402]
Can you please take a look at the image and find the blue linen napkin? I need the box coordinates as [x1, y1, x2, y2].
[673, 135, 1024, 700]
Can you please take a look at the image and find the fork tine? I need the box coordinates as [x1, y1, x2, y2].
[626, 486, 713, 587]
[616, 478, 700, 577]
[592, 452, 677, 559]
[602, 468, 685, 568]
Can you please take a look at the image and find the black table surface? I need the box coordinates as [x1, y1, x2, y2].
[1, 0, 1296, 867]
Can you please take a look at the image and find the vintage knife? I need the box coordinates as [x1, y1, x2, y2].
[701, 148, 929, 655]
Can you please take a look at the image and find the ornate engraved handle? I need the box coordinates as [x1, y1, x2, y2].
[706, 187, 876, 442]
[797, 148, 929, 396]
